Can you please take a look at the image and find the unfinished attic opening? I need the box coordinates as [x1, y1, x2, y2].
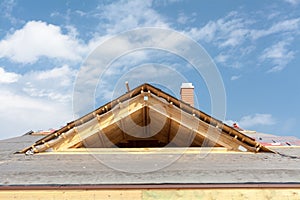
[19, 83, 274, 154]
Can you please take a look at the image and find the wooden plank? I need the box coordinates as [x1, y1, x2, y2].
[0, 190, 142, 200]
[1, 188, 300, 200]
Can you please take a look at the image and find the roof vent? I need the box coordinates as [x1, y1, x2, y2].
[180, 83, 194, 107]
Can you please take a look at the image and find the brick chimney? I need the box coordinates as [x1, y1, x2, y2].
[180, 83, 194, 107]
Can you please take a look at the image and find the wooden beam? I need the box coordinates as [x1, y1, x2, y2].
[145, 96, 256, 152]
[40, 96, 145, 151]
[19, 84, 273, 153]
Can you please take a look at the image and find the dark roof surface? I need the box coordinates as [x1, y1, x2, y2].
[1, 135, 300, 186]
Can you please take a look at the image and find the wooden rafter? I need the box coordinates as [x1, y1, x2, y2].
[18, 83, 275, 154]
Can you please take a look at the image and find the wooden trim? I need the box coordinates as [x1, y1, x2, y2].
[1, 183, 300, 190]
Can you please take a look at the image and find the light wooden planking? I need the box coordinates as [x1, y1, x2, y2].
[0, 190, 141, 200]
[1, 189, 300, 200]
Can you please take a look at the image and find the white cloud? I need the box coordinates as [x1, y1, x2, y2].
[69, 0, 189, 114]
[0, 65, 77, 139]
[177, 13, 189, 24]
[177, 12, 196, 24]
[188, 12, 299, 72]
[0, 67, 21, 83]
[0, 90, 73, 139]
[260, 40, 295, 72]
[251, 18, 300, 40]
[95, 63, 184, 102]
[21, 65, 77, 102]
[239, 114, 276, 128]
[261, 41, 292, 59]
[219, 28, 249, 47]
[36, 64, 74, 81]
[185, 13, 299, 73]
[0, 0, 22, 25]
[188, 21, 217, 43]
[186, 12, 252, 48]
[215, 53, 229, 64]
[184, 9, 300, 75]
[226, 114, 276, 129]
[97, 0, 169, 34]
[230, 75, 241, 81]
[284, 0, 300, 5]
[0, 21, 87, 63]
[75, 29, 198, 115]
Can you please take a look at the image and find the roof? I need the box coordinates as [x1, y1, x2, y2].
[2, 83, 300, 187]
[1, 135, 300, 186]
[19, 83, 272, 154]
[243, 131, 300, 146]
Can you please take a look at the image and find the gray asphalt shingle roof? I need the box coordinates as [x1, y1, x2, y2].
[1, 135, 300, 186]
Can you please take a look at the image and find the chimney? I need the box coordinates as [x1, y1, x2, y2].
[180, 83, 194, 107]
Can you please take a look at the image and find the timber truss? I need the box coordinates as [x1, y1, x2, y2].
[19, 83, 274, 154]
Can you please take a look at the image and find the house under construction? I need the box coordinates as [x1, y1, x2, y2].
[0, 83, 300, 199]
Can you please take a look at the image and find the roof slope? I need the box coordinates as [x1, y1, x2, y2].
[1, 135, 300, 186]
[19, 83, 273, 154]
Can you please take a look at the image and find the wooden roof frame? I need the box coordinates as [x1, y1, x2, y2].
[19, 83, 274, 154]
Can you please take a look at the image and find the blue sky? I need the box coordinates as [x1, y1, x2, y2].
[0, 0, 299, 139]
